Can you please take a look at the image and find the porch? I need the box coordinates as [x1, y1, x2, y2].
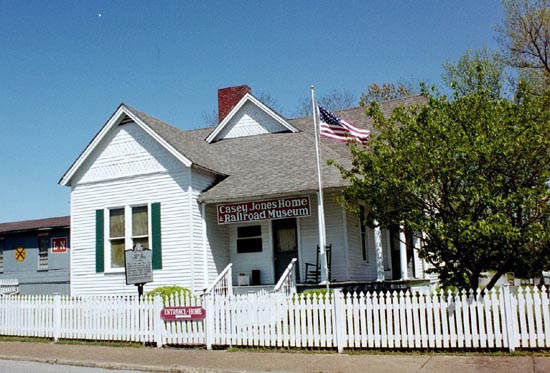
[204, 194, 434, 295]
[204, 259, 436, 298]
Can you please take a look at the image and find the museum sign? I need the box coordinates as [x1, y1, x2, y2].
[217, 196, 311, 224]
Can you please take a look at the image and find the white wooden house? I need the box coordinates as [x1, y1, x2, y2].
[60, 85, 431, 296]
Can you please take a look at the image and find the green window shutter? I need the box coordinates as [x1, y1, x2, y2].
[151, 202, 162, 269]
[95, 209, 104, 273]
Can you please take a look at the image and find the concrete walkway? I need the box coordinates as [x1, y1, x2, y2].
[0, 341, 549, 372]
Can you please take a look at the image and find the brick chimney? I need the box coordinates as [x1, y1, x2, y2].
[218, 85, 251, 123]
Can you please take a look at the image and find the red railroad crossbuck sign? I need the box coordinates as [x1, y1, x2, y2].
[160, 306, 206, 321]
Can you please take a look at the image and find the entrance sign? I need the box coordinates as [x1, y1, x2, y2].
[51, 238, 67, 254]
[124, 243, 153, 286]
[160, 306, 206, 321]
[217, 196, 311, 224]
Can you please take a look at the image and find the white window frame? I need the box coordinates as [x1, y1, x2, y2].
[105, 204, 151, 273]
[236, 224, 263, 253]
[38, 234, 49, 270]
[131, 205, 150, 252]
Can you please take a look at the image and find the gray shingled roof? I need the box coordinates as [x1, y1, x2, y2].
[125, 95, 427, 204]
[0, 216, 70, 234]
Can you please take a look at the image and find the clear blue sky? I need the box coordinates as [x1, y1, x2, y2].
[0, 0, 504, 222]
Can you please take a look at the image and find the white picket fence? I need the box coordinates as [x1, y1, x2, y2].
[0, 286, 549, 352]
[0, 294, 157, 343]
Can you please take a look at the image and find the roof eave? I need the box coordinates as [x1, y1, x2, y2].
[197, 186, 346, 205]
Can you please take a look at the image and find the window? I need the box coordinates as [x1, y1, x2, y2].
[360, 205, 369, 262]
[237, 225, 262, 253]
[97, 203, 161, 273]
[108, 205, 150, 270]
[109, 208, 126, 268]
[38, 234, 49, 270]
[132, 206, 149, 250]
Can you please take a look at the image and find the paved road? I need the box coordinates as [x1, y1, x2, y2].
[0, 359, 141, 373]
[0, 341, 549, 372]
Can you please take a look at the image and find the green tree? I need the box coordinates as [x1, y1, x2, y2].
[442, 48, 507, 98]
[335, 83, 550, 290]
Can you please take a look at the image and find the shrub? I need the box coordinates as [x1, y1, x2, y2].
[296, 288, 334, 301]
[146, 285, 194, 305]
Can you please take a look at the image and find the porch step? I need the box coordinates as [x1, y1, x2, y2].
[233, 285, 274, 295]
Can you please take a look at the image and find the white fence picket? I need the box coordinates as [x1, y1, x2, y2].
[541, 286, 550, 346]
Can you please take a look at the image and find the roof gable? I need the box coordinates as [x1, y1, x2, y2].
[206, 93, 298, 143]
[59, 104, 193, 187]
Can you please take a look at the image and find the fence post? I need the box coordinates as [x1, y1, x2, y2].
[333, 289, 345, 353]
[154, 294, 164, 348]
[204, 294, 214, 350]
[53, 294, 61, 342]
[502, 284, 516, 352]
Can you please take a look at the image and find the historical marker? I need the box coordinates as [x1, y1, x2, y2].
[124, 243, 153, 297]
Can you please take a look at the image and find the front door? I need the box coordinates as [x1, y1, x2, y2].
[273, 218, 299, 280]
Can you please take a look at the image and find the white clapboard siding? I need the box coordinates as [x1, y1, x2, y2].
[323, 192, 346, 282]
[298, 192, 350, 283]
[203, 204, 230, 289]
[217, 101, 289, 140]
[346, 210, 379, 281]
[229, 222, 274, 285]
[189, 169, 217, 291]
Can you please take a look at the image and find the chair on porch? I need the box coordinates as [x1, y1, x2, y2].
[304, 244, 332, 283]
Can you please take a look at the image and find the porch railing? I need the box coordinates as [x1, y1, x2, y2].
[204, 263, 233, 297]
[273, 258, 297, 296]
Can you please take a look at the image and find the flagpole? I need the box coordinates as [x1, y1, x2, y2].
[310, 86, 329, 290]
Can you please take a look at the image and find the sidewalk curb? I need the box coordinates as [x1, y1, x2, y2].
[0, 355, 231, 373]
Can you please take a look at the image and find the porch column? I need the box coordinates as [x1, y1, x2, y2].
[374, 221, 385, 281]
[412, 232, 423, 280]
[421, 232, 429, 279]
[399, 228, 408, 280]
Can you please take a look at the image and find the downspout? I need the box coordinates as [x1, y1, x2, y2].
[201, 202, 208, 289]
[188, 170, 195, 291]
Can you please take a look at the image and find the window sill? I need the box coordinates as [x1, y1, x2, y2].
[104, 268, 125, 275]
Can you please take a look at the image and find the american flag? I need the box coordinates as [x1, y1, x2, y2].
[318, 106, 369, 144]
